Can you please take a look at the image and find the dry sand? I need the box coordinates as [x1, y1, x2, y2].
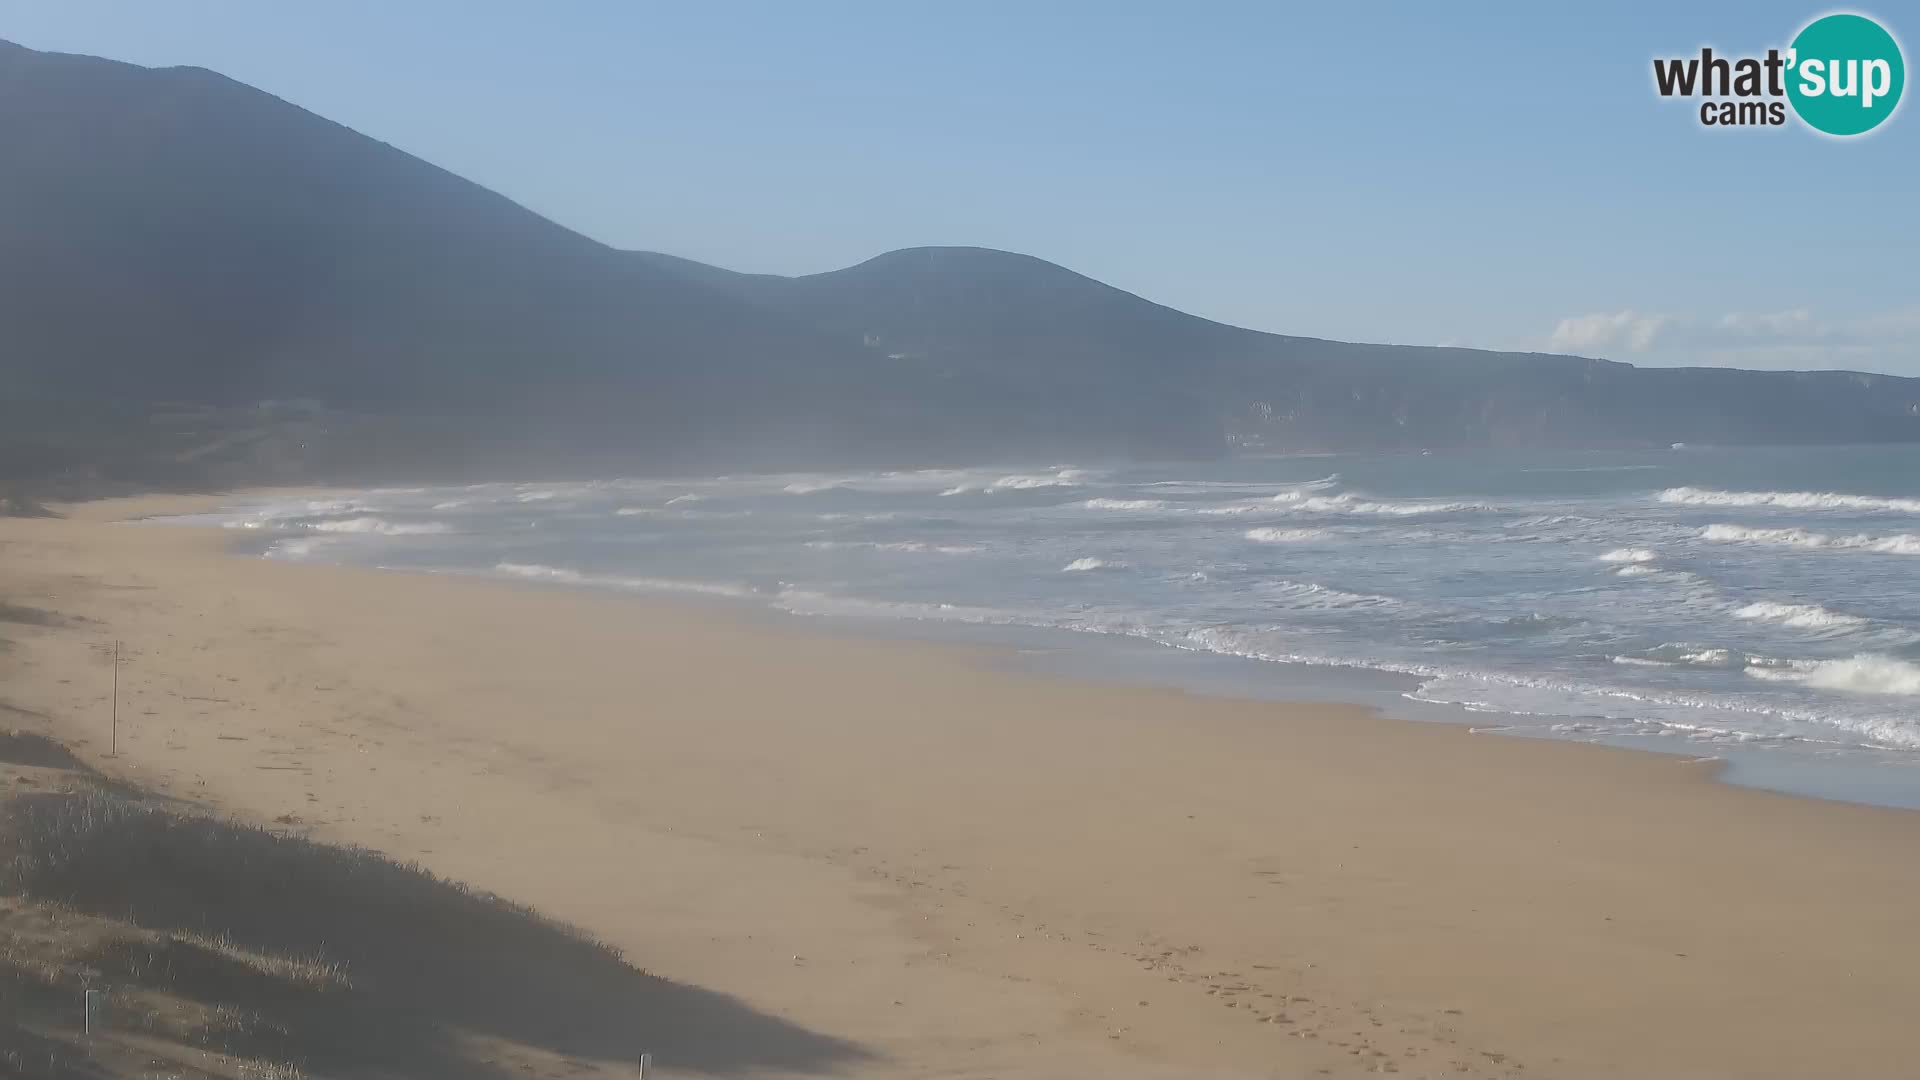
[4, 493, 1920, 1078]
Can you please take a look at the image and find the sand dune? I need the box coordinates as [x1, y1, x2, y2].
[3, 494, 1920, 1077]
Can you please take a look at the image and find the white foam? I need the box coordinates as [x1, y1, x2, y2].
[1700, 523, 1920, 554]
[1857, 535, 1920, 555]
[1079, 498, 1168, 511]
[665, 494, 707, 505]
[307, 517, 450, 536]
[492, 562, 751, 598]
[1269, 491, 1490, 516]
[495, 561, 586, 583]
[771, 588, 1012, 623]
[1598, 547, 1658, 563]
[1614, 564, 1660, 577]
[1061, 557, 1127, 572]
[1744, 655, 1920, 697]
[1146, 473, 1337, 496]
[1264, 580, 1403, 611]
[264, 537, 334, 560]
[1670, 648, 1741, 667]
[941, 469, 1089, 496]
[1659, 487, 1920, 513]
[1732, 601, 1868, 633]
[782, 480, 845, 495]
[1611, 644, 1752, 669]
[1244, 527, 1328, 544]
[1409, 668, 1920, 751]
[805, 540, 983, 555]
[1505, 514, 1596, 529]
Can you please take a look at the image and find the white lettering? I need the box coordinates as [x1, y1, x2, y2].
[1863, 58, 1892, 108]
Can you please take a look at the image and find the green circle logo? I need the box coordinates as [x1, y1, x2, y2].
[1786, 13, 1905, 136]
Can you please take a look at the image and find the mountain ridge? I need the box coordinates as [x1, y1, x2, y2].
[3, 38, 1918, 492]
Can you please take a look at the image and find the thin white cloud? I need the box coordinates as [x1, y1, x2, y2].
[1546, 306, 1920, 375]
[1716, 308, 1816, 339]
[1549, 310, 1668, 353]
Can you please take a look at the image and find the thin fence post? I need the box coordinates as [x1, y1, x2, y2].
[110, 640, 120, 757]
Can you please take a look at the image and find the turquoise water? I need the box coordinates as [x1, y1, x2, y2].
[181, 444, 1920, 803]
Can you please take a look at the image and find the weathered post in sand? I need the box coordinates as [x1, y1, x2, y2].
[109, 639, 120, 756]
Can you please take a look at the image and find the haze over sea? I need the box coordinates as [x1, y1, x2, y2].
[177, 444, 1920, 803]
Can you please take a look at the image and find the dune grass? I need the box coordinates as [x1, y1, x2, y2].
[0, 754, 865, 1078]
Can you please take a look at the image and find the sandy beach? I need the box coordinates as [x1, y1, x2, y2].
[5, 494, 1920, 1078]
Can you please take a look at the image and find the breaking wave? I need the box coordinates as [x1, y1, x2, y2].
[1244, 527, 1329, 544]
[1732, 601, 1868, 633]
[162, 457, 1920, 777]
[1598, 547, 1658, 563]
[805, 540, 983, 555]
[1659, 487, 1920, 513]
[1612, 643, 1752, 670]
[1701, 523, 1920, 554]
[1269, 490, 1490, 516]
[1744, 655, 1920, 697]
[942, 469, 1089, 495]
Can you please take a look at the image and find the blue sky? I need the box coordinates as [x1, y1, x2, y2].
[4, 1, 1915, 373]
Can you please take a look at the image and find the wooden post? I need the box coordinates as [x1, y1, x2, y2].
[110, 640, 120, 757]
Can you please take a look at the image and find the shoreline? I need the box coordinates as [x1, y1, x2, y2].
[8, 492, 1920, 1075]
[171, 488, 1920, 813]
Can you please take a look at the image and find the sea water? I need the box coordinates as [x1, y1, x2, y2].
[172, 444, 1920, 806]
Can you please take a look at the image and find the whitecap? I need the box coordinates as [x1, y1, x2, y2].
[1598, 548, 1658, 563]
[942, 469, 1089, 495]
[1700, 523, 1920, 554]
[1244, 527, 1328, 544]
[1269, 491, 1489, 516]
[805, 540, 982, 555]
[1659, 487, 1920, 513]
[1744, 655, 1920, 697]
[1732, 601, 1868, 633]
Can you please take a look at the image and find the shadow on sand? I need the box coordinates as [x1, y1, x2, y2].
[0, 730, 85, 770]
[2, 787, 870, 1076]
